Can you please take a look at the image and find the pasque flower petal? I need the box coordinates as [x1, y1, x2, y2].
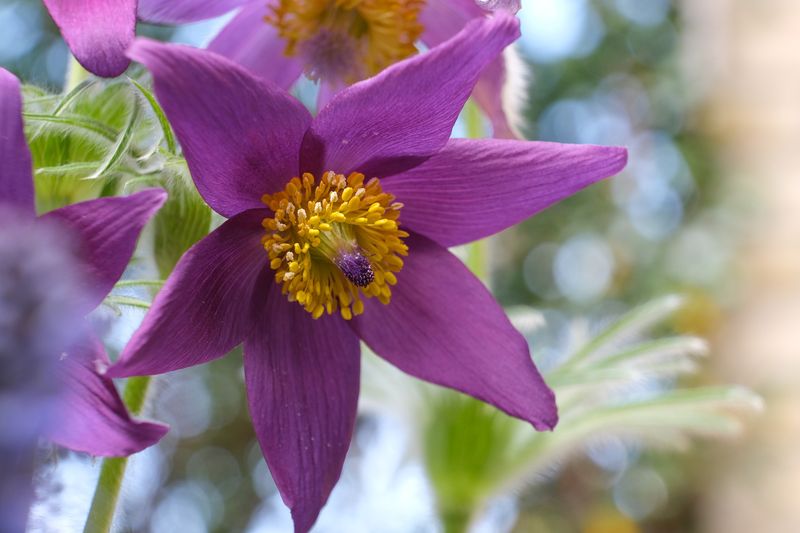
[137, 0, 250, 24]
[128, 39, 312, 217]
[244, 283, 360, 533]
[384, 139, 628, 247]
[300, 13, 520, 178]
[43, 0, 136, 77]
[420, 0, 520, 138]
[110, 209, 270, 377]
[0, 68, 34, 216]
[208, 2, 304, 91]
[40, 189, 167, 311]
[352, 232, 558, 430]
[48, 333, 168, 456]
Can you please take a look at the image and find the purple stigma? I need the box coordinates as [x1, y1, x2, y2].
[334, 249, 374, 287]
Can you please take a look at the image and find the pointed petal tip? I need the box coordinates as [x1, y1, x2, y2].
[607, 145, 629, 173]
[530, 390, 559, 432]
[133, 186, 169, 210]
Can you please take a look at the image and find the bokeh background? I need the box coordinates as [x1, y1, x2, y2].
[2, 0, 798, 531]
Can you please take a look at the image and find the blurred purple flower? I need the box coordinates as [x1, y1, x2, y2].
[0, 68, 168, 458]
[0, 212, 83, 533]
[109, 14, 627, 532]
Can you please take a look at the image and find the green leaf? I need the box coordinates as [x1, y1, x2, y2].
[103, 295, 152, 310]
[152, 165, 212, 278]
[129, 78, 177, 155]
[86, 97, 141, 180]
[360, 296, 762, 530]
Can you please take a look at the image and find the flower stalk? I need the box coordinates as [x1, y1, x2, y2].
[463, 99, 489, 283]
[83, 375, 153, 533]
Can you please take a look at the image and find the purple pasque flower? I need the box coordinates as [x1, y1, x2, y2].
[0, 67, 168, 456]
[209, 0, 525, 137]
[41, 0, 250, 77]
[109, 13, 627, 532]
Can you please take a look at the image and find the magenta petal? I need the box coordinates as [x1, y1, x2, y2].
[384, 139, 628, 247]
[48, 333, 168, 456]
[0, 68, 34, 216]
[471, 56, 518, 139]
[40, 189, 167, 310]
[43, 0, 135, 77]
[129, 39, 311, 217]
[300, 13, 520, 177]
[137, 0, 250, 24]
[208, 3, 304, 90]
[245, 283, 360, 533]
[419, 0, 518, 138]
[110, 209, 270, 378]
[352, 233, 557, 430]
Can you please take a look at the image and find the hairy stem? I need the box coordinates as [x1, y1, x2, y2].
[82, 376, 152, 533]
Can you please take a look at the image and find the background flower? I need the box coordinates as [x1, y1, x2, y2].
[0, 67, 168, 457]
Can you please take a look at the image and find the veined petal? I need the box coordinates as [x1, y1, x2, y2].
[137, 0, 250, 24]
[0, 68, 34, 216]
[419, 0, 519, 138]
[384, 139, 628, 247]
[300, 13, 520, 178]
[40, 189, 167, 311]
[128, 39, 312, 217]
[208, 2, 304, 90]
[43, 0, 135, 77]
[351, 232, 557, 430]
[109, 209, 270, 378]
[48, 333, 168, 456]
[245, 282, 360, 533]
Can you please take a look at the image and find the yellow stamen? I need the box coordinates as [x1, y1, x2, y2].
[267, 0, 425, 84]
[262, 171, 408, 319]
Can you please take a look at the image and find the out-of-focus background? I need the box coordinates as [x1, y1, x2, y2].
[2, 0, 798, 531]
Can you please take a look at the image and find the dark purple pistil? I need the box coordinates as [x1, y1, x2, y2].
[334, 250, 374, 287]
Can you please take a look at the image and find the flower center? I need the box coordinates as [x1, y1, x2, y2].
[261, 171, 408, 320]
[266, 0, 425, 85]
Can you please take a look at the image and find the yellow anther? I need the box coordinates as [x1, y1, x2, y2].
[261, 171, 407, 319]
[267, 0, 424, 85]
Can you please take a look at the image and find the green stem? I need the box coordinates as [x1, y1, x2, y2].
[463, 100, 489, 282]
[431, 100, 488, 533]
[65, 55, 91, 92]
[441, 507, 473, 533]
[83, 376, 152, 533]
